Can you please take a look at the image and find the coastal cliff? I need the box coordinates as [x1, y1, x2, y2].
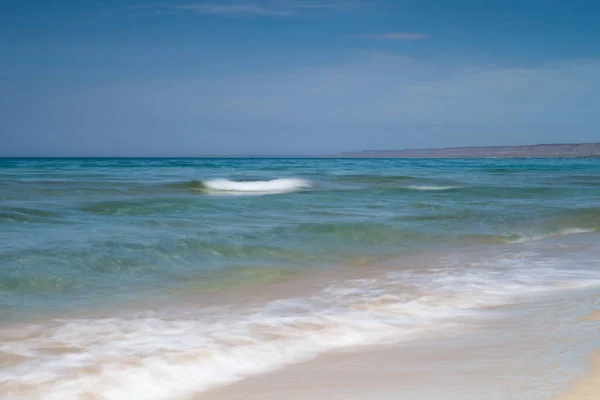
[340, 143, 600, 158]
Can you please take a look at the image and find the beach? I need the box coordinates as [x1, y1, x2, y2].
[3, 0, 600, 396]
[196, 303, 600, 400]
[1, 157, 599, 399]
[190, 236, 600, 400]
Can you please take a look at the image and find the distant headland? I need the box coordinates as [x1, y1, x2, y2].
[340, 143, 600, 158]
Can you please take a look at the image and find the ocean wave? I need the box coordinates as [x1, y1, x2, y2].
[333, 174, 419, 184]
[546, 175, 600, 185]
[405, 185, 462, 191]
[478, 168, 519, 173]
[81, 198, 213, 215]
[0, 207, 62, 224]
[291, 222, 425, 245]
[202, 178, 311, 195]
[505, 228, 598, 244]
[331, 174, 465, 191]
[455, 227, 599, 246]
[2, 240, 600, 399]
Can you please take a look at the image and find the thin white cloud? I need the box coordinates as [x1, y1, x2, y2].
[176, 1, 360, 16]
[359, 32, 429, 40]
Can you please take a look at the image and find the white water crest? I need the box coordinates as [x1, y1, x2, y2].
[202, 178, 311, 195]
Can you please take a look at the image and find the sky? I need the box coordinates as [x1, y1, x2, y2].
[1, 0, 599, 156]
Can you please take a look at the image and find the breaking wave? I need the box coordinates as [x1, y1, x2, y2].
[202, 178, 311, 195]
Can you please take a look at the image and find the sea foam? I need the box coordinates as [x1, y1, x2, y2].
[202, 178, 311, 195]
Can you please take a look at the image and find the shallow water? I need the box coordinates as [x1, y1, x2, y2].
[1, 158, 600, 399]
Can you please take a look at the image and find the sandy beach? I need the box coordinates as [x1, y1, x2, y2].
[195, 296, 600, 400]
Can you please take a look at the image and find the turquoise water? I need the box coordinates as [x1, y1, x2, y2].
[1, 158, 599, 315]
[1, 158, 600, 398]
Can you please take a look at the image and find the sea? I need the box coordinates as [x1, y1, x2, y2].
[1, 157, 600, 399]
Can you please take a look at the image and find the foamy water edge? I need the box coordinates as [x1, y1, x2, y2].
[2, 234, 600, 400]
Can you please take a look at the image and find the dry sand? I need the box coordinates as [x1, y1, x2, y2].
[195, 293, 600, 400]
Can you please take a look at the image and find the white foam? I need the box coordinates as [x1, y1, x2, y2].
[2, 239, 600, 399]
[202, 178, 311, 195]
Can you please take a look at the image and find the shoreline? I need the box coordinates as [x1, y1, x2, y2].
[2, 233, 599, 399]
[195, 294, 600, 400]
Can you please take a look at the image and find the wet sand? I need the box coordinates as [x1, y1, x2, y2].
[555, 351, 600, 400]
[581, 310, 600, 321]
[195, 294, 600, 400]
[555, 310, 600, 400]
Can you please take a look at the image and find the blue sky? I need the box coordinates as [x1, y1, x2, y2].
[1, 0, 599, 156]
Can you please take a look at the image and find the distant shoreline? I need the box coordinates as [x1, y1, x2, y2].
[2, 143, 600, 159]
[340, 143, 600, 158]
